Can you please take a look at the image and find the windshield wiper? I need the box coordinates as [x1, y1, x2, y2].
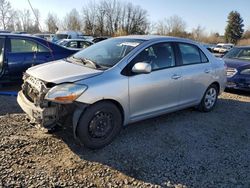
[71, 56, 102, 69]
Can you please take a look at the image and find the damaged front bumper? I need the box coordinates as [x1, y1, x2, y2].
[18, 90, 88, 136]
[17, 74, 89, 135]
[17, 91, 59, 128]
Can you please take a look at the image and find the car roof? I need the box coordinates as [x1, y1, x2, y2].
[115, 35, 199, 44]
[235, 46, 250, 49]
[0, 33, 39, 38]
[61, 39, 91, 41]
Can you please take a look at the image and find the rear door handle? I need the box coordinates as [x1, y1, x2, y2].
[171, 74, 182, 80]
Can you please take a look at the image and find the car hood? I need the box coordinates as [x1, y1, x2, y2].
[26, 59, 103, 84]
[224, 58, 250, 69]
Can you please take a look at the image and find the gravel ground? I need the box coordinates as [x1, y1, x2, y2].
[0, 91, 250, 188]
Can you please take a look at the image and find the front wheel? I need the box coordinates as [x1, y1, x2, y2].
[76, 101, 122, 149]
[198, 84, 218, 112]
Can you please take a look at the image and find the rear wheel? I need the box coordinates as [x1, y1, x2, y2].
[76, 101, 122, 149]
[198, 84, 218, 112]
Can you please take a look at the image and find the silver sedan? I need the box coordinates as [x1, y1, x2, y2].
[17, 35, 226, 149]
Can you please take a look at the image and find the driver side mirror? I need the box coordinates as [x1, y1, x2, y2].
[132, 62, 152, 74]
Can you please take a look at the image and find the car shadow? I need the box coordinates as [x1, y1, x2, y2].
[0, 96, 22, 116]
[225, 88, 250, 97]
[0, 83, 21, 92]
[53, 97, 250, 186]
[0, 83, 22, 116]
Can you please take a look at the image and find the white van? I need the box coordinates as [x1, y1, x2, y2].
[52, 30, 84, 43]
[213, 43, 234, 53]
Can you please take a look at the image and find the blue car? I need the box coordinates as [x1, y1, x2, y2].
[0, 34, 78, 83]
[223, 46, 250, 91]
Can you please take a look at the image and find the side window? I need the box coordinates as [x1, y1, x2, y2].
[200, 50, 209, 63]
[179, 43, 208, 65]
[79, 41, 91, 48]
[10, 39, 49, 53]
[68, 41, 78, 48]
[131, 42, 175, 71]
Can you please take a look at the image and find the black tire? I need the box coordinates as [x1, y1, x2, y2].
[198, 84, 218, 112]
[76, 101, 122, 149]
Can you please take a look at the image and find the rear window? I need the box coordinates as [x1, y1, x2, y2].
[10, 39, 49, 53]
[178, 43, 208, 65]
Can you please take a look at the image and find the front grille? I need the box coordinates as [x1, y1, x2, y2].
[226, 68, 237, 78]
[22, 75, 48, 106]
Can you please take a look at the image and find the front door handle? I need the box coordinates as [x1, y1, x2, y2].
[204, 69, 210, 73]
[171, 74, 182, 80]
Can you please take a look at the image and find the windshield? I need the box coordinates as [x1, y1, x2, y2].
[216, 45, 222, 48]
[224, 48, 250, 61]
[71, 38, 144, 69]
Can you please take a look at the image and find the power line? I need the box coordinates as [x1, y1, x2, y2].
[27, 0, 40, 30]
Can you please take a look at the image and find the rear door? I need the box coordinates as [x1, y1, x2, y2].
[33, 42, 53, 65]
[177, 43, 213, 106]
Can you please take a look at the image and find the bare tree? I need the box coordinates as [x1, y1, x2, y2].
[122, 3, 148, 34]
[18, 9, 32, 31]
[95, 2, 106, 35]
[82, 1, 97, 35]
[101, 0, 122, 35]
[14, 16, 22, 31]
[45, 13, 59, 33]
[64, 8, 81, 31]
[156, 18, 169, 35]
[30, 8, 41, 33]
[192, 25, 206, 41]
[156, 15, 187, 37]
[81, 0, 149, 36]
[16, 8, 40, 33]
[0, 0, 15, 30]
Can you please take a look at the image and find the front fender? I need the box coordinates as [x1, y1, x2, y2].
[72, 103, 88, 140]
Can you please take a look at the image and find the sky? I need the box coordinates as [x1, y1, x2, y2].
[8, 0, 250, 35]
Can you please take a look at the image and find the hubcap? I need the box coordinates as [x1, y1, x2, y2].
[204, 88, 217, 109]
[88, 111, 113, 138]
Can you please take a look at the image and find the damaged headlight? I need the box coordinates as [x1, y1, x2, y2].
[45, 84, 87, 104]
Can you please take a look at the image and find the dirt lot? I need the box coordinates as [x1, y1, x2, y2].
[0, 90, 250, 188]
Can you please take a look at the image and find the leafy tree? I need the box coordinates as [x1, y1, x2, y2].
[225, 11, 244, 44]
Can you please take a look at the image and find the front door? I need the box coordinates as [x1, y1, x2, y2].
[128, 42, 183, 121]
